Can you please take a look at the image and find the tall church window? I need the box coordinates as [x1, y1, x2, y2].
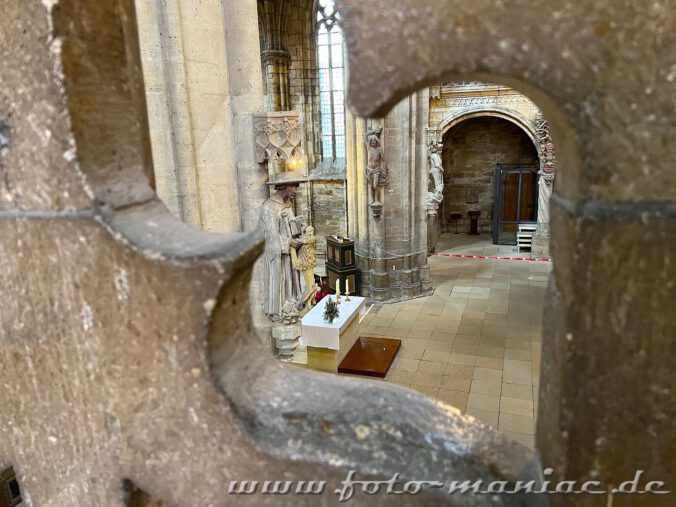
[316, 0, 345, 160]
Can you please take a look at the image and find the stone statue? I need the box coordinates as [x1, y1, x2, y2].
[291, 225, 318, 305]
[365, 125, 386, 204]
[258, 183, 304, 324]
[428, 143, 444, 197]
[426, 143, 444, 215]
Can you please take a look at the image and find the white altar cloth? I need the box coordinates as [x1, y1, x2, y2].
[301, 296, 366, 350]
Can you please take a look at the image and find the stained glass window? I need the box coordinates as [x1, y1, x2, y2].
[316, 0, 345, 160]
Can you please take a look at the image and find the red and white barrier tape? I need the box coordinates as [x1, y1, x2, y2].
[431, 253, 552, 262]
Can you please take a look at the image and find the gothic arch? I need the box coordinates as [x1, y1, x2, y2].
[437, 106, 538, 151]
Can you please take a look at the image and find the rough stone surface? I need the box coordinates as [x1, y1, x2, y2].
[0, 0, 543, 505]
[342, 1, 676, 505]
[441, 117, 539, 233]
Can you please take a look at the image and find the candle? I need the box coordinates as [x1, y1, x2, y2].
[346, 279, 350, 295]
[336, 279, 340, 295]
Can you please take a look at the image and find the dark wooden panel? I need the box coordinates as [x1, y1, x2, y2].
[338, 336, 401, 378]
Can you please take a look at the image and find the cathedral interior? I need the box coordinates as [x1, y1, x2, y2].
[0, 0, 674, 505]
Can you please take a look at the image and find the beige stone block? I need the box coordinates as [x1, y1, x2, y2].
[505, 339, 531, 351]
[398, 346, 424, 360]
[403, 338, 429, 350]
[425, 341, 453, 353]
[470, 379, 501, 397]
[430, 331, 455, 342]
[454, 334, 480, 346]
[418, 360, 446, 374]
[407, 325, 432, 340]
[386, 327, 410, 338]
[451, 342, 478, 355]
[500, 397, 534, 417]
[391, 357, 419, 372]
[412, 371, 443, 388]
[498, 413, 534, 435]
[415, 320, 438, 331]
[389, 320, 414, 330]
[465, 408, 499, 428]
[363, 325, 388, 336]
[448, 353, 476, 366]
[501, 383, 534, 401]
[475, 356, 503, 369]
[441, 377, 471, 392]
[443, 364, 474, 379]
[473, 367, 503, 383]
[437, 389, 469, 410]
[422, 349, 451, 362]
[504, 348, 532, 360]
[477, 345, 504, 358]
[502, 359, 533, 385]
[371, 317, 393, 327]
[467, 393, 500, 412]
[385, 369, 415, 384]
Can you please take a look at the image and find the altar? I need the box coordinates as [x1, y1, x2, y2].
[301, 295, 367, 372]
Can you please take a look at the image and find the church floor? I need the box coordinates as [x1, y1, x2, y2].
[360, 234, 551, 449]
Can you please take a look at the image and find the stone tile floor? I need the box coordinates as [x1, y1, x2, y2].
[361, 233, 551, 449]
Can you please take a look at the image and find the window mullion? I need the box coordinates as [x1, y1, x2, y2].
[327, 30, 336, 160]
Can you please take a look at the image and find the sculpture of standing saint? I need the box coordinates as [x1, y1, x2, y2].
[365, 126, 387, 204]
[428, 143, 444, 198]
[426, 143, 444, 215]
[258, 183, 304, 324]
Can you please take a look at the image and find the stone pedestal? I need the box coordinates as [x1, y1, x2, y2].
[272, 324, 301, 360]
[426, 211, 441, 253]
[531, 223, 551, 257]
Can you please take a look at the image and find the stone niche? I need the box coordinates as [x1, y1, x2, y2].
[441, 116, 539, 234]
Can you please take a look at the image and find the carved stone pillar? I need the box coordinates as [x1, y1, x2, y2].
[352, 93, 433, 302]
[531, 113, 557, 257]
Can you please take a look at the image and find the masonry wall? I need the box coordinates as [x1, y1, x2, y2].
[442, 117, 539, 233]
[310, 180, 347, 253]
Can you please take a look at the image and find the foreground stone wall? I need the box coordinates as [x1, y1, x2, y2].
[1, 1, 544, 504]
[342, 1, 676, 506]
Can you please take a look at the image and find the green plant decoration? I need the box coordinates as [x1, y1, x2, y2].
[323, 297, 340, 324]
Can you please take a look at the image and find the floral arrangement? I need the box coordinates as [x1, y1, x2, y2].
[323, 297, 340, 324]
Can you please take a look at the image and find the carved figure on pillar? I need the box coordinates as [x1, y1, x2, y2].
[426, 143, 445, 215]
[365, 125, 387, 219]
[258, 183, 305, 324]
[531, 113, 557, 257]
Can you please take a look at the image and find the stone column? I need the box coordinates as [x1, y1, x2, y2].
[222, 0, 267, 233]
[351, 92, 432, 302]
[135, 0, 244, 233]
[134, 0, 202, 226]
[262, 50, 291, 112]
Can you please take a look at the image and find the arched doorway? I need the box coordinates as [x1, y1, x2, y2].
[440, 116, 540, 244]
